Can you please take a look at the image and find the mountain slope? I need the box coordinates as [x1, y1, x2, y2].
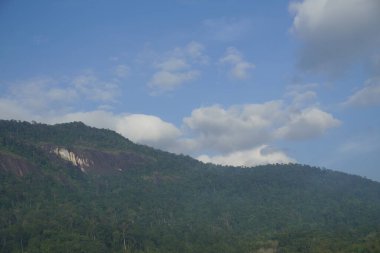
[0, 120, 380, 253]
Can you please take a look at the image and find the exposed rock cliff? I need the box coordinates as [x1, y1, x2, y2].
[53, 147, 93, 172]
[0, 152, 35, 176]
[49, 146, 153, 174]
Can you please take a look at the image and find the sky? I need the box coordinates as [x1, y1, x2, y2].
[1, 0, 380, 181]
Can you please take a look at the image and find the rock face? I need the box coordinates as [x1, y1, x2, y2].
[0, 152, 35, 176]
[53, 147, 92, 172]
[50, 146, 152, 174]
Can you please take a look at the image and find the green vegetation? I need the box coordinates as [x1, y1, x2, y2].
[1, 120, 380, 252]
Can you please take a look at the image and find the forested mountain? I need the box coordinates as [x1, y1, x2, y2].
[1, 120, 380, 253]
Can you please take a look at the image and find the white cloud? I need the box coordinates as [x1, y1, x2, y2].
[183, 100, 340, 154]
[148, 42, 207, 93]
[0, 76, 340, 168]
[290, 0, 380, 74]
[0, 99, 339, 167]
[275, 107, 341, 140]
[220, 47, 255, 80]
[343, 77, 380, 107]
[183, 98, 339, 166]
[115, 114, 181, 148]
[1, 93, 339, 167]
[50, 110, 182, 151]
[149, 70, 200, 92]
[183, 102, 282, 153]
[198, 145, 295, 167]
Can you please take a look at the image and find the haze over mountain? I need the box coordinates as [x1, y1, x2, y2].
[1, 120, 380, 252]
[1, 0, 380, 181]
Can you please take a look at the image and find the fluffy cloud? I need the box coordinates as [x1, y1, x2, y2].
[148, 41, 207, 93]
[290, 0, 380, 74]
[51, 111, 182, 151]
[198, 145, 295, 167]
[0, 74, 183, 152]
[343, 77, 380, 107]
[0, 76, 340, 167]
[183, 102, 282, 153]
[220, 47, 255, 79]
[275, 107, 341, 140]
[0, 100, 339, 167]
[0, 95, 339, 167]
[115, 114, 181, 148]
[183, 99, 340, 155]
[149, 70, 200, 92]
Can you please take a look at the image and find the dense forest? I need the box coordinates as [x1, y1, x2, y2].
[0, 120, 380, 252]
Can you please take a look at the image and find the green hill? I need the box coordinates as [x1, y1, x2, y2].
[1, 120, 380, 253]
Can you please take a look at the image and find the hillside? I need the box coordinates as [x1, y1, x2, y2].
[1, 120, 380, 253]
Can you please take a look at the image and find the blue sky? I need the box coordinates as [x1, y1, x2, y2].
[1, 0, 380, 181]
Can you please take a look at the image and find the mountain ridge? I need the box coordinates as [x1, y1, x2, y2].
[0, 119, 379, 252]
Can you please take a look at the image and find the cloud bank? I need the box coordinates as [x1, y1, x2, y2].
[198, 145, 295, 167]
[49, 99, 339, 167]
[290, 0, 380, 112]
[0, 75, 340, 167]
[290, 0, 380, 74]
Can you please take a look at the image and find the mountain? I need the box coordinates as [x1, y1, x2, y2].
[1, 119, 380, 253]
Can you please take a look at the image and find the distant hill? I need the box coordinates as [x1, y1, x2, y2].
[1, 119, 379, 253]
